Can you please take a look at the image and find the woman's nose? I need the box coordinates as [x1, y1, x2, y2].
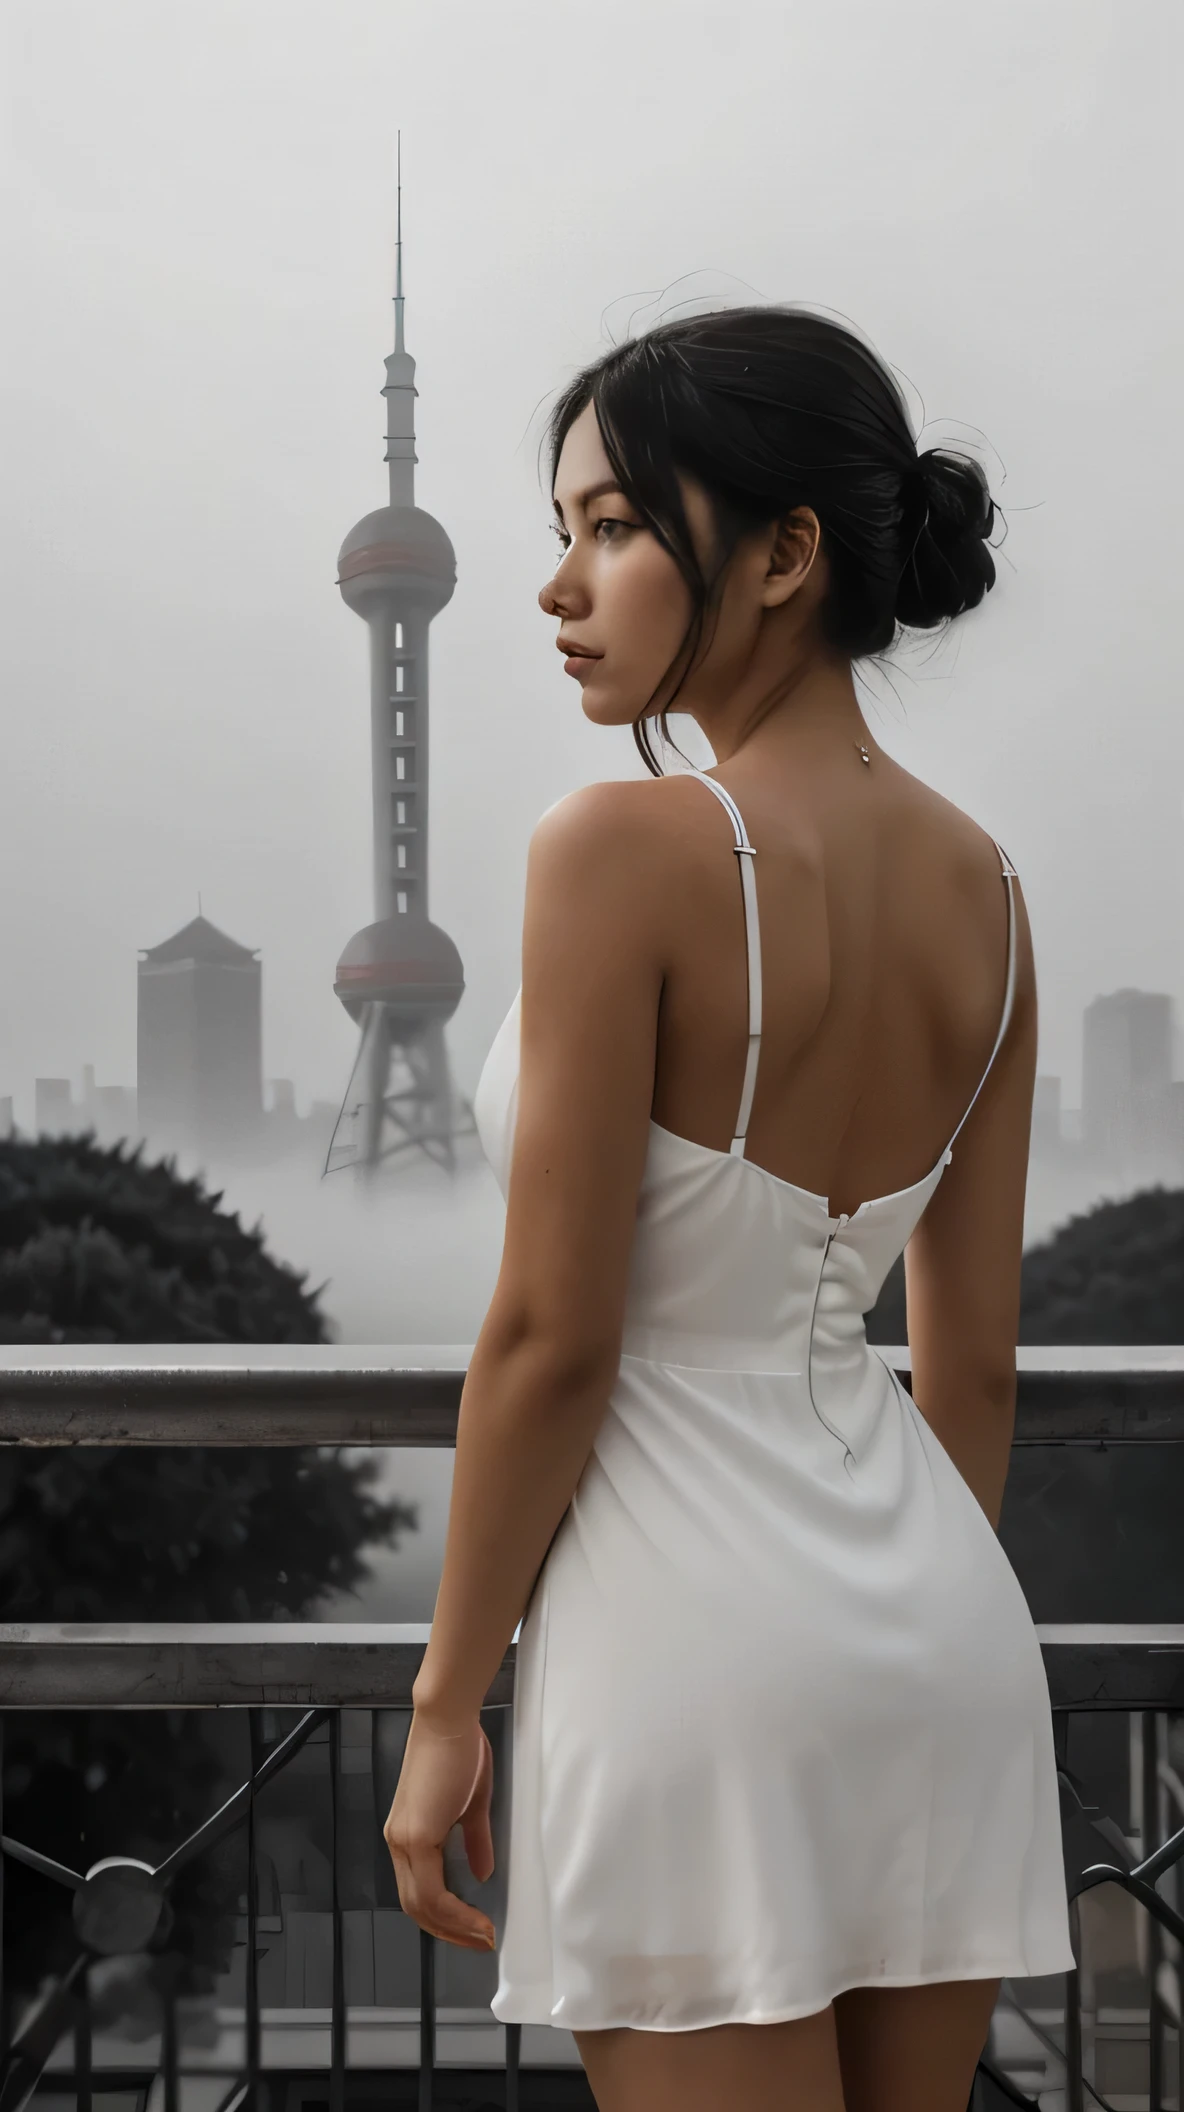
[539, 559, 587, 620]
[539, 572, 576, 617]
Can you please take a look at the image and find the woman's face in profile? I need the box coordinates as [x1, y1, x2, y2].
[542, 402, 703, 728]
[542, 401, 800, 732]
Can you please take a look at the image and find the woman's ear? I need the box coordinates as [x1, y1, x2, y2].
[762, 507, 823, 609]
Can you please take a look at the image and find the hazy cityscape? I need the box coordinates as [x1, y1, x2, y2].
[4, 967, 1183, 1319]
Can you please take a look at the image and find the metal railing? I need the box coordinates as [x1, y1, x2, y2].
[2, 1346, 1183, 2112]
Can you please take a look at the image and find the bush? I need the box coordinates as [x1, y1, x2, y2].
[0, 1131, 415, 2010]
[867, 1184, 1184, 1345]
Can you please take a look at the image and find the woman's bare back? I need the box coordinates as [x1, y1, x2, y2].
[648, 751, 1029, 1222]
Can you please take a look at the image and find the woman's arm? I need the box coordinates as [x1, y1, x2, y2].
[411, 779, 668, 1728]
[903, 874, 1038, 1529]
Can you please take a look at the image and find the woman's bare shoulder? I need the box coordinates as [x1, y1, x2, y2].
[528, 772, 732, 871]
[887, 764, 1015, 894]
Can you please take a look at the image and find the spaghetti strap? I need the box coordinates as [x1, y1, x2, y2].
[687, 770, 762, 1156]
[683, 777, 1015, 1173]
[941, 841, 1019, 1163]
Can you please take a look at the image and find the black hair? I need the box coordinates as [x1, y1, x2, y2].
[546, 305, 998, 772]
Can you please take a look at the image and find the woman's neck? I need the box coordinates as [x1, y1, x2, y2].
[686, 652, 870, 772]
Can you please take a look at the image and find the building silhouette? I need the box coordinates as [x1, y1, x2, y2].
[33, 1079, 74, 1135]
[137, 913, 262, 1158]
[79, 1064, 138, 1143]
[32, 1071, 137, 1145]
[326, 144, 471, 1176]
[1082, 988, 1177, 1165]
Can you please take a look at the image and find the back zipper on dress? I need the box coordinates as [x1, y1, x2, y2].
[806, 1214, 856, 1465]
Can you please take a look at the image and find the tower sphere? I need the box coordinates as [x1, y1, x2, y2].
[336, 505, 456, 617]
[334, 914, 464, 1027]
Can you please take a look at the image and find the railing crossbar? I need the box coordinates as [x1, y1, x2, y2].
[154, 1706, 327, 1882]
[0, 1838, 82, 1891]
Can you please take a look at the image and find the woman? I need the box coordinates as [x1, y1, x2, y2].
[384, 306, 1074, 2112]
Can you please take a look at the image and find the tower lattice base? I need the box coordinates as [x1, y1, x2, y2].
[323, 1003, 477, 1176]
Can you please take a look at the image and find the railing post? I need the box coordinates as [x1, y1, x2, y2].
[1064, 1899, 1084, 2112]
[246, 1710, 262, 2112]
[160, 1975, 177, 2112]
[329, 1714, 345, 2112]
[1142, 1710, 1165, 2112]
[504, 2020, 520, 2112]
[418, 1929, 435, 2112]
[73, 1969, 90, 2112]
[0, 1712, 5, 2072]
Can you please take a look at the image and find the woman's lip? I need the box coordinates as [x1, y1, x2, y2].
[563, 654, 600, 677]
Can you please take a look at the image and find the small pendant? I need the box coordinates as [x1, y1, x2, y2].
[855, 742, 870, 766]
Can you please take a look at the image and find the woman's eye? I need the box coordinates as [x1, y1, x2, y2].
[548, 517, 633, 554]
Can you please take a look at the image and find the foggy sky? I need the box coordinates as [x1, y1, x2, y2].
[3, 0, 1183, 1128]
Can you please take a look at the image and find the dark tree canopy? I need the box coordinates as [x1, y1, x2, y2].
[0, 1130, 329, 1342]
[867, 1184, 1184, 1345]
[0, 1442, 406, 1625]
[1015, 1185, 1184, 1343]
[0, 1131, 414, 2008]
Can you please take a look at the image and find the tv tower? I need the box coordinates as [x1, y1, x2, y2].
[325, 141, 472, 1175]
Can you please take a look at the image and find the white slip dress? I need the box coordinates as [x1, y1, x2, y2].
[475, 770, 1074, 2034]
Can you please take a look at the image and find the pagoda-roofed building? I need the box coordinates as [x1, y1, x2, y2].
[139, 915, 260, 970]
[137, 912, 263, 1160]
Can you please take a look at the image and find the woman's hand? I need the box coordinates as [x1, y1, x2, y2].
[382, 1709, 498, 1951]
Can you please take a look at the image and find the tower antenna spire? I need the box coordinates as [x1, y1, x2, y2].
[394, 131, 405, 353]
[381, 131, 417, 505]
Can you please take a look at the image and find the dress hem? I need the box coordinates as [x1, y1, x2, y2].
[489, 1950, 1078, 2033]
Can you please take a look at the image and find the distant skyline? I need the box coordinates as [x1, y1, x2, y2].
[3, 0, 1183, 1135]
[13, 972, 1184, 1130]
[14, 965, 1184, 1177]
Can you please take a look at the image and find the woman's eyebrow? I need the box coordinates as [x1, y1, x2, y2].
[552, 478, 625, 524]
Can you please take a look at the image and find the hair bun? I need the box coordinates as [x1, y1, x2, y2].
[894, 448, 997, 631]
